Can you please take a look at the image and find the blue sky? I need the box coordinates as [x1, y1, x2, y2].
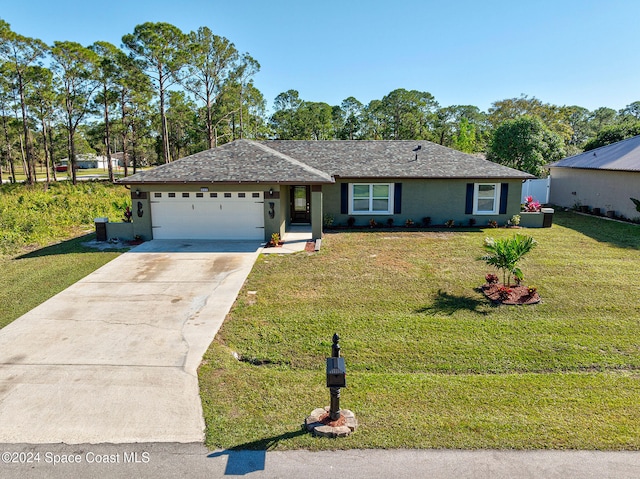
[2, 0, 639, 113]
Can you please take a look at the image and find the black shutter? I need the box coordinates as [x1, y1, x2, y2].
[499, 183, 509, 214]
[465, 183, 474, 214]
[393, 183, 402, 214]
[341, 183, 348, 214]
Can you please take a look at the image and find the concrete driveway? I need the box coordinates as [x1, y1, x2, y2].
[0, 240, 261, 444]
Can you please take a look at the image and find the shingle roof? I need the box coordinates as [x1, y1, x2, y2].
[259, 140, 532, 179]
[549, 135, 640, 172]
[120, 139, 533, 185]
[119, 140, 333, 184]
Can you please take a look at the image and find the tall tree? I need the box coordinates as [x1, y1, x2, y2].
[185, 27, 241, 148]
[270, 89, 303, 139]
[50, 41, 99, 185]
[165, 90, 198, 159]
[24, 65, 57, 182]
[0, 70, 18, 183]
[337, 96, 363, 140]
[0, 20, 47, 183]
[487, 115, 565, 177]
[232, 53, 260, 140]
[123, 22, 188, 163]
[113, 51, 153, 176]
[583, 122, 640, 151]
[619, 101, 640, 121]
[379, 88, 438, 140]
[90, 41, 123, 182]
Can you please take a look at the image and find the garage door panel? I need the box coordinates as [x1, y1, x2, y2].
[150, 193, 264, 240]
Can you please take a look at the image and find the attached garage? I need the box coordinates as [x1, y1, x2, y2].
[150, 191, 264, 240]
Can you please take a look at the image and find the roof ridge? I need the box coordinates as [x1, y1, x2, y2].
[250, 140, 333, 181]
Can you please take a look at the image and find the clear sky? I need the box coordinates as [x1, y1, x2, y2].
[2, 0, 639, 113]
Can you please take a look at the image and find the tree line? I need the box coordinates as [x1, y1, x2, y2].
[0, 20, 263, 184]
[1, 19, 639, 185]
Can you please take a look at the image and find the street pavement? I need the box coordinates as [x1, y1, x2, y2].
[0, 443, 638, 478]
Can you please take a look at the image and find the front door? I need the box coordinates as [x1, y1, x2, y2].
[290, 185, 311, 223]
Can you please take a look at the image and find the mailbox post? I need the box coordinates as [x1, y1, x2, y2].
[306, 332, 357, 437]
[326, 333, 346, 421]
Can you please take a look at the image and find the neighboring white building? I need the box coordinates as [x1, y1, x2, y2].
[548, 135, 640, 220]
[58, 154, 119, 169]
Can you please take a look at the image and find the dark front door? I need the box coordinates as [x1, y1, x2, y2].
[290, 185, 311, 223]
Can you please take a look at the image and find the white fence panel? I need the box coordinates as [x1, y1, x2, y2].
[521, 177, 550, 204]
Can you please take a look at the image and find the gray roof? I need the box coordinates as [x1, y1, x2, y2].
[549, 135, 640, 172]
[120, 139, 533, 185]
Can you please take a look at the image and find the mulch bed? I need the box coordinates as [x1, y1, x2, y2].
[317, 412, 347, 427]
[481, 283, 540, 305]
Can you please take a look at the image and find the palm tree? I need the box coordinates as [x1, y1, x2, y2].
[481, 234, 538, 286]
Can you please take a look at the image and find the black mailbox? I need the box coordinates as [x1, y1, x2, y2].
[326, 357, 346, 388]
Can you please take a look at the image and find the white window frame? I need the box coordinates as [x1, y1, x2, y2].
[473, 183, 501, 215]
[348, 183, 394, 215]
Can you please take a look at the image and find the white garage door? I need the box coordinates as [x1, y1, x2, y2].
[150, 191, 264, 240]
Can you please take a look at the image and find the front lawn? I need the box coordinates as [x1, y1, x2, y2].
[200, 211, 640, 450]
[0, 235, 125, 330]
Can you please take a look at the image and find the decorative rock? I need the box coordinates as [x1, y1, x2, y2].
[305, 406, 357, 438]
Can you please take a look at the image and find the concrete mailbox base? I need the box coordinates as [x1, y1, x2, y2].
[305, 406, 357, 438]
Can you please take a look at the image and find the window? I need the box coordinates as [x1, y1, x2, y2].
[168, 193, 176, 198]
[154, 193, 162, 198]
[349, 183, 393, 214]
[210, 193, 217, 198]
[182, 192, 190, 198]
[224, 193, 232, 198]
[196, 192, 203, 198]
[474, 183, 500, 214]
[252, 192, 260, 198]
[238, 193, 246, 198]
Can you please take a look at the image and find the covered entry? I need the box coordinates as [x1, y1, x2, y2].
[290, 185, 311, 224]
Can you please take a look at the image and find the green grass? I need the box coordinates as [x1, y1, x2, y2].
[200, 211, 640, 450]
[0, 182, 129, 328]
[0, 235, 125, 329]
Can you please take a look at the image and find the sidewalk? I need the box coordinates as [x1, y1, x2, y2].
[262, 225, 314, 254]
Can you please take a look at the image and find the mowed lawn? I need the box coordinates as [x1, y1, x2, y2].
[200, 211, 640, 450]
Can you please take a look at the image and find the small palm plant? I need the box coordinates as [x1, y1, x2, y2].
[481, 234, 537, 286]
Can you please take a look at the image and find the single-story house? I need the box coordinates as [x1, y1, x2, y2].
[548, 135, 640, 219]
[58, 154, 119, 170]
[115, 139, 537, 242]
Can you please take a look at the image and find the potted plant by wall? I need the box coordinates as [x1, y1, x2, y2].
[269, 232, 283, 247]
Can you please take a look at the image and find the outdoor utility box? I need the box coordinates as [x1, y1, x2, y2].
[541, 208, 554, 228]
[94, 217, 108, 241]
[326, 357, 346, 388]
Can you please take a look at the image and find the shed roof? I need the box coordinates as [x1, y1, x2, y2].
[120, 139, 534, 185]
[549, 135, 640, 172]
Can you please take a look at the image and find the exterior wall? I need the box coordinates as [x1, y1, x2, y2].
[265, 186, 285, 240]
[550, 167, 640, 220]
[311, 186, 323, 239]
[130, 191, 153, 240]
[105, 221, 134, 241]
[323, 178, 524, 227]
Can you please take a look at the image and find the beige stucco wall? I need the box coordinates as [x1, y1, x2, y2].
[549, 168, 640, 220]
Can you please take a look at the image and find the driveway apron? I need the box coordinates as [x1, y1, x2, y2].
[0, 240, 261, 444]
